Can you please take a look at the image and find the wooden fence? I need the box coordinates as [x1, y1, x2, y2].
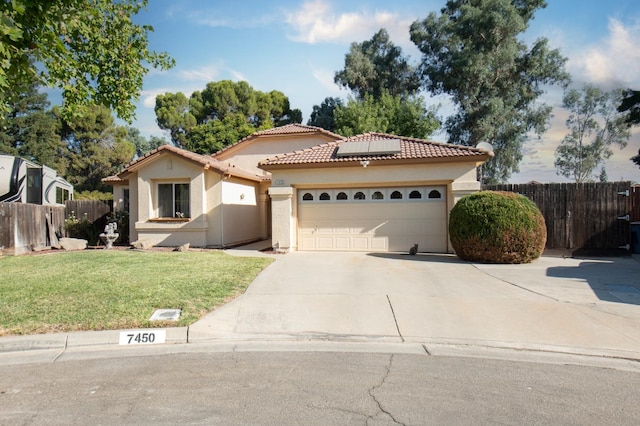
[65, 200, 112, 224]
[483, 182, 633, 254]
[0, 203, 65, 255]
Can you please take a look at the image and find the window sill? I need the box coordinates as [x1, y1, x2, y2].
[148, 218, 190, 223]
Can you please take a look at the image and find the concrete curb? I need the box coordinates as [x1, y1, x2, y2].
[2, 327, 640, 371]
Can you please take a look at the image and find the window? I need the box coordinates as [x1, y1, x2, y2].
[56, 187, 70, 204]
[337, 192, 348, 200]
[354, 191, 366, 200]
[372, 191, 384, 200]
[302, 192, 314, 201]
[158, 183, 190, 218]
[428, 190, 442, 199]
[319, 192, 331, 201]
[409, 190, 422, 199]
[390, 191, 403, 199]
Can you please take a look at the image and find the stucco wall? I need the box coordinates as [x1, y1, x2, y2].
[215, 135, 338, 175]
[132, 153, 209, 247]
[220, 178, 262, 247]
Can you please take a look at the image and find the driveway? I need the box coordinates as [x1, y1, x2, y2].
[189, 251, 640, 357]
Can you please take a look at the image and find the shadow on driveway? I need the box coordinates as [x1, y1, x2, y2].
[546, 259, 640, 306]
[366, 252, 466, 264]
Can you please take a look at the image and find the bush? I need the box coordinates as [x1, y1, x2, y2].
[449, 191, 546, 264]
[64, 211, 98, 244]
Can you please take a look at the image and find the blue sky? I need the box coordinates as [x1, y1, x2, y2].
[127, 0, 640, 183]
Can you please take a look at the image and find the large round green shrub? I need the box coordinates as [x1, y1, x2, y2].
[449, 191, 546, 264]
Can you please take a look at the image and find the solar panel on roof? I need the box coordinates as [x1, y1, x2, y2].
[368, 139, 401, 155]
[336, 141, 370, 156]
[336, 139, 402, 157]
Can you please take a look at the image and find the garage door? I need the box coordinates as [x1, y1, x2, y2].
[298, 186, 447, 252]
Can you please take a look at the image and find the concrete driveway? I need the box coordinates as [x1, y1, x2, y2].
[189, 251, 640, 357]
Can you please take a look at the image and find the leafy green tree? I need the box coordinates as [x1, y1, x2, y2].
[0, 74, 68, 174]
[184, 113, 259, 154]
[126, 127, 168, 157]
[0, 0, 174, 121]
[58, 104, 135, 193]
[155, 81, 302, 152]
[155, 92, 197, 148]
[334, 91, 439, 139]
[617, 89, 640, 169]
[334, 29, 420, 100]
[307, 97, 343, 131]
[410, 0, 570, 183]
[618, 89, 640, 125]
[554, 86, 630, 183]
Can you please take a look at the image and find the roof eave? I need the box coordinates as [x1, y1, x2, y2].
[259, 154, 491, 171]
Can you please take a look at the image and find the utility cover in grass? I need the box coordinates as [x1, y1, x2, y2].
[149, 309, 181, 321]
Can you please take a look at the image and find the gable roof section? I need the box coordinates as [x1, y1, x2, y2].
[258, 132, 493, 169]
[105, 144, 266, 183]
[212, 123, 342, 158]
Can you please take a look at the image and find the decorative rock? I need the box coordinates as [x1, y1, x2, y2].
[174, 243, 190, 252]
[131, 240, 154, 250]
[59, 238, 88, 251]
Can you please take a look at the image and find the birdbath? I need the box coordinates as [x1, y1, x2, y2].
[99, 222, 119, 249]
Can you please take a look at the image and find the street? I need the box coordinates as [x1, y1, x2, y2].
[2, 350, 639, 425]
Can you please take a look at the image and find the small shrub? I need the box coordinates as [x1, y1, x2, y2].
[64, 212, 99, 244]
[449, 191, 546, 264]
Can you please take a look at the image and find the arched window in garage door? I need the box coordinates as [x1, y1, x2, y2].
[428, 189, 442, 199]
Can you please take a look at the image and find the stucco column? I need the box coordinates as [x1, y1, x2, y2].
[258, 192, 269, 239]
[450, 181, 481, 204]
[448, 181, 482, 253]
[268, 186, 294, 252]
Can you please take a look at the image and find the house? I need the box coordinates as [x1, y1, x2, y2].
[104, 124, 491, 253]
[0, 154, 73, 205]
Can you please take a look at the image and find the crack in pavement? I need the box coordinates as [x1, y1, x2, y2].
[386, 295, 404, 343]
[367, 354, 406, 426]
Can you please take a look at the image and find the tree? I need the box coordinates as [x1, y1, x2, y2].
[618, 89, 640, 125]
[0, 0, 174, 121]
[334, 29, 420, 100]
[307, 97, 342, 132]
[184, 113, 258, 154]
[0, 74, 68, 174]
[617, 89, 640, 169]
[155, 81, 302, 153]
[58, 104, 134, 193]
[334, 91, 439, 139]
[154, 92, 196, 148]
[410, 0, 570, 183]
[127, 127, 167, 158]
[554, 86, 630, 183]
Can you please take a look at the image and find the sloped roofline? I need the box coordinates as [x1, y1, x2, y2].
[103, 144, 266, 184]
[258, 131, 493, 169]
[212, 123, 343, 158]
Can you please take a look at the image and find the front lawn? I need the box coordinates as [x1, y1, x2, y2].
[0, 250, 273, 336]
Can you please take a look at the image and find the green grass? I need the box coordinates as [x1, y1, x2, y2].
[0, 250, 273, 336]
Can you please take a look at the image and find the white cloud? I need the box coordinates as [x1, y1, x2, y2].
[569, 18, 640, 88]
[285, 0, 414, 47]
[180, 65, 219, 82]
[140, 89, 170, 108]
[310, 66, 341, 94]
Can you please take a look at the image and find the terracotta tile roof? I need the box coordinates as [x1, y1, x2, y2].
[104, 144, 266, 183]
[102, 175, 126, 183]
[259, 132, 492, 167]
[212, 123, 342, 158]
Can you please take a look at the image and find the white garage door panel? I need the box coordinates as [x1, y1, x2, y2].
[298, 188, 447, 252]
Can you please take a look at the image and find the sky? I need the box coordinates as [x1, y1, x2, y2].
[124, 0, 640, 184]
